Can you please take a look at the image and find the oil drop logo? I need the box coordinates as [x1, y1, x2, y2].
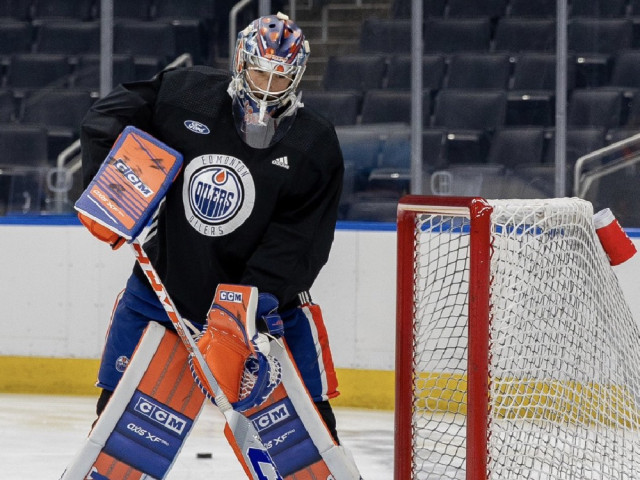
[183, 154, 255, 236]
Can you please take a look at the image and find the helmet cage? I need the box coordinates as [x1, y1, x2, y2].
[229, 14, 309, 149]
[242, 53, 304, 106]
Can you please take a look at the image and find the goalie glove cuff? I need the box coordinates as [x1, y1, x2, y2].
[257, 292, 284, 337]
[78, 212, 125, 250]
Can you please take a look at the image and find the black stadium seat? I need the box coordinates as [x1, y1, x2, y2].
[0, 124, 50, 214]
[152, 0, 215, 20]
[114, 20, 176, 61]
[336, 126, 386, 190]
[392, 0, 446, 18]
[109, 0, 152, 20]
[302, 91, 360, 126]
[545, 127, 607, 167]
[424, 18, 491, 53]
[493, 18, 557, 53]
[152, 0, 214, 65]
[423, 129, 447, 171]
[487, 127, 546, 167]
[432, 89, 507, 163]
[610, 50, 640, 90]
[360, 90, 431, 125]
[35, 21, 100, 55]
[73, 54, 137, 89]
[20, 88, 95, 159]
[0, 124, 49, 167]
[568, 89, 624, 128]
[31, 0, 95, 21]
[569, 18, 634, 87]
[385, 54, 446, 91]
[570, 0, 627, 18]
[0, 0, 32, 21]
[344, 195, 399, 222]
[6, 53, 71, 90]
[360, 19, 411, 54]
[433, 90, 507, 131]
[446, 53, 511, 90]
[507, 53, 576, 126]
[0, 89, 16, 122]
[447, 0, 507, 18]
[323, 55, 387, 92]
[508, 0, 557, 17]
[511, 53, 576, 91]
[114, 20, 177, 78]
[0, 21, 33, 60]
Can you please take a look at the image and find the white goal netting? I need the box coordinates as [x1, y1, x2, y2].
[398, 197, 640, 480]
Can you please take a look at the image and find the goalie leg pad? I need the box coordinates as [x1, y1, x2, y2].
[61, 322, 206, 480]
[241, 339, 362, 480]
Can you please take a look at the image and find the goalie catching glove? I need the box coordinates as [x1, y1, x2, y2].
[189, 285, 283, 412]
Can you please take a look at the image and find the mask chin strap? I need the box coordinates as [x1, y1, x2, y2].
[256, 90, 302, 125]
[279, 91, 303, 118]
[257, 100, 269, 125]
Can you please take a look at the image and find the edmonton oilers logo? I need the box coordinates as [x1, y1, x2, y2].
[190, 166, 243, 224]
[115, 355, 129, 372]
[183, 155, 255, 237]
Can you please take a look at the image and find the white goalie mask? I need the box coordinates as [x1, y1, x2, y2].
[227, 13, 310, 149]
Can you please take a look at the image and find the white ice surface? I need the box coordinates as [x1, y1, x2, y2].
[0, 393, 394, 479]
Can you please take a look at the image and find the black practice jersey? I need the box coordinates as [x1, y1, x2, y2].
[80, 66, 344, 323]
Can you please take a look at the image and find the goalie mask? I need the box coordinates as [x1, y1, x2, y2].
[228, 13, 309, 149]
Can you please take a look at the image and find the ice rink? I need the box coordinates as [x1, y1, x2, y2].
[0, 393, 394, 479]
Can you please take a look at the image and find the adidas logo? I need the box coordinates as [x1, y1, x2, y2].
[271, 156, 289, 169]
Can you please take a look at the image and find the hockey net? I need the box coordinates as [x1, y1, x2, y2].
[395, 196, 640, 480]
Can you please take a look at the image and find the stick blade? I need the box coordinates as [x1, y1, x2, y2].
[224, 409, 283, 480]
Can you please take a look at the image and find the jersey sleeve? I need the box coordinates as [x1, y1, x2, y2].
[241, 126, 344, 308]
[80, 75, 163, 188]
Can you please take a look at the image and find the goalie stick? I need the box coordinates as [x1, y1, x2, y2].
[130, 238, 282, 480]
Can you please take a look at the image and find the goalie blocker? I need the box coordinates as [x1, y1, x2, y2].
[74, 125, 183, 249]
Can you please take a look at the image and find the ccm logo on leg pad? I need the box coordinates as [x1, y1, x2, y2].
[133, 395, 188, 436]
[252, 400, 292, 433]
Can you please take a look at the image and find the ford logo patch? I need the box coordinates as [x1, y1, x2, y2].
[184, 120, 210, 135]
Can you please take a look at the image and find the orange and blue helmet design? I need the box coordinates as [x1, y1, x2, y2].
[228, 13, 310, 149]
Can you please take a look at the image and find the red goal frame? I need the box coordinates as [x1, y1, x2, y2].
[394, 195, 493, 480]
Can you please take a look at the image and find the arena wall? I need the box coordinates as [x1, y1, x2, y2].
[0, 220, 638, 409]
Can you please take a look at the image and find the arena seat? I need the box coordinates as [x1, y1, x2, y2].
[385, 54, 446, 91]
[323, 54, 387, 92]
[302, 91, 360, 126]
[446, 53, 511, 90]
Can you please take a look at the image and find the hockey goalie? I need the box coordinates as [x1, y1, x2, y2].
[62, 24, 364, 474]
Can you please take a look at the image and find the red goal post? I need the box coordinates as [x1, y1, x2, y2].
[395, 195, 640, 480]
